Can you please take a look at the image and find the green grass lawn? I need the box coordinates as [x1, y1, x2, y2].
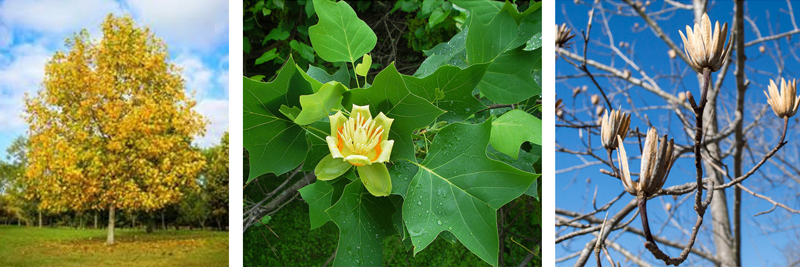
[0, 225, 228, 267]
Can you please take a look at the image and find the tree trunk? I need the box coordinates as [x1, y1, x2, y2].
[38, 210, 42, 228]
[94, 213, 98, 229]
[107, 206, 115, 245]
[703, 74, 736, 267]
[161, 210, 165, 230]
[146, 213, 154, 233]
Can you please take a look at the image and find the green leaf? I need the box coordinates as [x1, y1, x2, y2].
[490, 109, 542, 159]
[466, 8, 517, 65]
[249, 75, 265, 81]
[393, 0, 418, 13]
[414, 27, 469, 77]
[302, 121, 333, 172]
[294, 81, 348, 125]
[403, 63, 490, 122]
[388, 160, 419, 198]
[449, 0, 504, 24]
[307, 65, 351, 86]
[327, 178, 396, 266]
[403, 119, 538, 267]
[253, 215, 272, 227]
[273, 0, 285, 9]
[499, 0, 539, 24]
[244, 36, 252, 54]
[254, 48, 279, 65]
[298, 181, 334, 229]
[524, 180, 538, 200]
[309, 0, 377, 63]
[305, 0, 316, 18]
[279, 105, 301, 121]
[290, 40, 316, 63]
[390, 195, 407, 240]
[345, 63, 445, 162]
[421, 0, 444, 17]
[244, 56, 313, 180]
[427, 7, 449, 29]
[486, 144, 538, 174]
[262, 7, 271, 16]
[510, 2, 542, 51]
[478, 47, 540, 104]
[509, 8, 540, 50]
[264, 28, 290, 42]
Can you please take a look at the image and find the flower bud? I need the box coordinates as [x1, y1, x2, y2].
[679, 13, 733, 73]
[759, 45, 765, 53]
[591, 94, 600, 105]
[668, 49, 677, 59]
[596, 106, 605, 117]
[617, 128, 675, 197]
[600, 109, 631, 150]
[764, 78, 800, 118]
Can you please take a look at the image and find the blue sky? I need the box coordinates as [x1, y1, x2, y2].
[558, 1, 800, 266]
[0, 0, 229, 159]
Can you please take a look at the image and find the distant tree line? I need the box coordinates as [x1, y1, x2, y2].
[0, 131, 229, 231]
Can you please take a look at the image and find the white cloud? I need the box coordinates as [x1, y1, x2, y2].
[125, 0, 228, 51]
[175, 53, 214, 99]
[0, 43, 52, 129]
[0, 0, 120, 35]
[195, 99, 229, 148]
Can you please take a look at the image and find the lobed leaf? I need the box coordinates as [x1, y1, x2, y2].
[309, 0, 377, 63]
[403, 119, 538, 266]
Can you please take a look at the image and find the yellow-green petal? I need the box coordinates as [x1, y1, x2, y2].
[357, 163, 392, 197]
[373, 112, 394, 141]
[328, 111, 347, 136]
[326, 136, 344, 159]
[314, 154, 352, 181]
[350, 104, 372, 120]
[373, 140, 394, 163]
[355, 54, 372, 77]
[345, 155, 372, 166]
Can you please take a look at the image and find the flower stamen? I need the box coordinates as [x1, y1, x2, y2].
[339, 113, 384, 155]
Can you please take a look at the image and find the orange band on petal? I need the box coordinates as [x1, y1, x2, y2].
[372, 138, 382, 162]
[337, 126, 344, 152]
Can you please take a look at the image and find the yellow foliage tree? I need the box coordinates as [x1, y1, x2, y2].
[24, 14, 207, 245]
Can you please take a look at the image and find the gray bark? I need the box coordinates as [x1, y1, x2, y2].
[107, 206, 115, 245]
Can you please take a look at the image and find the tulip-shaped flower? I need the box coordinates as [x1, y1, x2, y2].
[764, 78, 800, 119]
[679, 13, 733, 73]
[314, 104, 394, 196]
[600, 109, 631, 150]
[616, 127, 675, 197]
